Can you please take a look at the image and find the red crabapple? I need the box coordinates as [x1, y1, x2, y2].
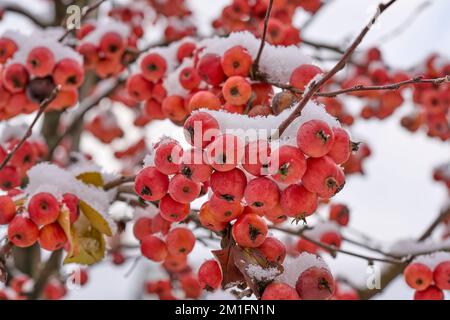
[433, 261, 450, 290]
[77, 42, 99, 69]
[38, 223, 68, 251]
[154, 140, 183, 175]
[198, 259, 222, 290]
[168, 174, 201, 203]
[141, 53, 167, 82]
[53, 59, 84, 89]
[329, 203, 350, 226]
[320, 231, 342, 248]
[151, 213, 172, 235]
[179, 67, 201, 90]
[177, 42, 196, 62]
[280, 184, 318, 219]
[297, 120, 335, 158]
[221, 46, 252, 77]
[159, 194, 190, 222]
[296, 266, 335, 300]
[28, 192, 60, 226]
[244, 177, 280, 213]
[2, 63, 29, 93]
[180, 148, 213, 183]
[134, 167, 169, 201]
[199, 202, 228, 232]
[7, 215, 39, 248]
[180, 275, 202, 299]
[222, 76, 252, 105]
[99, 32, 125, 58]
[257, 237, 286, 263]
[209, 194, 243, 222]
[242, 139, 271, 177]
[210, 168, 247, 201]
[26, 47, 55, 77]
[140, 235, 168, 262]
[126, 74, 153, 101]
[144, 99, 165, 120]
[0, 195, 15, 224]
[163, 253, 188, 273]
[0, 166, 20, 191]
[261, 282, 299, 300]
[205, 134, 244, 172]
[166, 228, 196, 256]
[43, 281, 67, 300]
[403, 263, 433, 291]
[290, 64, 323, 90]
[196, 54, 226, 86]
[261, 204, 287, 224]
[232, 213, 268, 248]
[296, 238, 319, 254]
[270, 145, 306, 184]
[133, 216, 153, 241]
[183, 112, 220, 148]
[0, 37, 17, 63]
[62, 193, 79, 223]
[161, 95, 188, 121]
[414, 285, 444, 300]
[302, 156, 345, 199]
[187, 91, 221, 113]
[327, 127, 351, 164]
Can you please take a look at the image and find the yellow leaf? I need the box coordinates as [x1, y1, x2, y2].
[63, 226, 105, 265]
[57, 208, 75, 258]
[79, 201, 112, 236]
[76, 172, 104, 187]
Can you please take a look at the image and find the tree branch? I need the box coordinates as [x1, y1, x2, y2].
[104, 175, 137, 191]
[0, 5, 50, 28]
[251, 0, 273, 78]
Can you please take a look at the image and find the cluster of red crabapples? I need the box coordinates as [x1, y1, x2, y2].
[0, 190, 81, 252]
[212, 0, 322, 46]
[85, 110, 124, 144]
[0, 35, 84, 120]
[433, 162, 450, 194]
[403, 257, 450, 300]
[0, 134, 48, 191]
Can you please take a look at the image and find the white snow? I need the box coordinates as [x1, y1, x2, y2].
[413, 251, 450, 269]
[389, 238, 450, 256]
[303, 221, 341, 240]
[245, 264, 281, 281]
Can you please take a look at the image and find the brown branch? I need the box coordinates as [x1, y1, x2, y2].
[104, 175, 136, 191]
[28, 250, 63, 300]
[1, 5, 50, 28]
[0, 86, 61, 171]
[251, 0, 273, 78]
[0, 241, 14, 283]
[301, 38, 345, 54]
[341, 236, 402, 260]
[58, 0, 108, 42]
[276, 0, 398, 137]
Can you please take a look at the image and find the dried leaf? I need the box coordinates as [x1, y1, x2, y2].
[79, 201, 112, 236]
[57, 207, 76, 258]
[63, 226, 106, 265]
[76, 172, 104, 187]
[212, 244, 245, 289]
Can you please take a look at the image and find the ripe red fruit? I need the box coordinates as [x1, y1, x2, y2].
[161, 95, 188, 121]
[296, 266, 335, 300]
[133, 216, 153, 241]
[414, 285, 444, 300]
[261, 282, 299, 300]
[403, 263, 433, 291]
[134, 167, 169, 201]
[290, 64, 323, 90]
[242, 140, 271, 177]
[183, 112, 220, 148]
[28, 192, 60, 226]
[43, 281, 67, 300]
[320, 231, 342, 248]
[2, 63, 29, 93]
[159, 194, 190, 222]
[168, 174, 201, 203]
[140, 235, 168, 262]
[280, 184, 318, 219]
[327, 127, 351, 164]
[0, 195, 16, 225]
[61, 193, 79, 223]
[180, 148, 213, 183]
[166, 228, 195, 256]
[244, 177, 280, 213]
[140, 53, 167, 82]
[7, 216, 39, 247]
[38, 223, 68, 251]
[297, 120, 335, 158]
[209, 194, 243, 222]
[199, 202, 228, 232]
[126, 74, 153, 101]
[0, 166, 21, 191]
[258, 237, 286, 263]
[196, 53, 226, 86]
[99, 32, 125, 58]
[270, 145, 306, 184]
[154, 140, 183, 175]
[53, 59, 84, 89]
[26, 47, 56, 77]
[232, 213, 268, 247]
[150, 213, 172, 235]
[198, 259, 222, 290]
[179, 67, 201, 90]
[143, 99, 165, 120]
[302, 156, 345, 198]
[177, 42, 196, 62]
[222, 76, 252, 105]
[296, 238, 319, 254]
[0, 37, 17, 63]
[187, 91, 221, 113]
[210, 168, 247, 201]
[205, 134, 244, 172]
[77, 42, 99, 69]
[329, 203, 350, 226]
[433, 261, 450, 290]
[221, 46, 252, 77]
[180, 275, 202, 299]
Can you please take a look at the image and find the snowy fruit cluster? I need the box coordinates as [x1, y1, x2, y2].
[0, 31, 84, 119]
[403, 252, 450, 300]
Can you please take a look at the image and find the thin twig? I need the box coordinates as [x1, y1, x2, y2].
[0, 86, 60, 171]
[301, 38, 345, 54]
[104, 175, 137, 191]
[251, 0, 273, 77]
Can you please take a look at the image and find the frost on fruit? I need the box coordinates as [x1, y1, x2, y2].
[411, 251, 450, 270]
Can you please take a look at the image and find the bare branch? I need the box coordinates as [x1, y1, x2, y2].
[0, 5, 50, 28]
[252, 0, 274, 77]
[104, 175, 137, 191]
